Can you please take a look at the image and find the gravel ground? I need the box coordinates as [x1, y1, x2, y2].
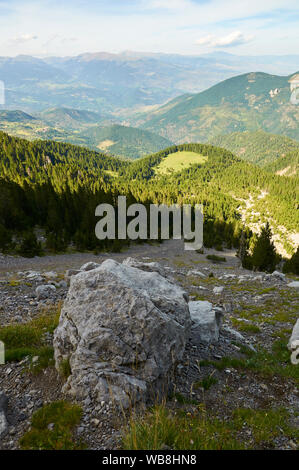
[0, 239, 298, 450]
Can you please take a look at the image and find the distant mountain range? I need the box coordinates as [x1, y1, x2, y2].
[0, 52, 298, 116]
[137, 72, 299, 142]
[0, 107, 172, 159]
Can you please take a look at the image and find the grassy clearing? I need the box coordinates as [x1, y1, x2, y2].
[155, 151, 208, 175]
[0, 303, 60, 371]
[20, 401, 84, 450]
[122, 404, 298, 450]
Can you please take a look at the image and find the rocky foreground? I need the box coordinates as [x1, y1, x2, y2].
[0, 240, 298, 450]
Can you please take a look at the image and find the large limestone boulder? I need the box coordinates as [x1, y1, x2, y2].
[188, 300, 224, 344]
[54, 259, 191, 408]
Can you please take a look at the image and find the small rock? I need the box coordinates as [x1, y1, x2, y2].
[35, 284, 56, 301]
[213, 286, 224, 295]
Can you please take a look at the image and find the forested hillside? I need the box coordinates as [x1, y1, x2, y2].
[0, 134, 298, 257]
[264, 149, 299, 176]
[209, 131, 299, 167]
[0, 111, 172, 159]
[72, 124, 173, 159]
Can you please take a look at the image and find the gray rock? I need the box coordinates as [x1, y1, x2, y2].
[288, 318, 299, 365]
[188, 300, 223, 343]
[57, 280, 68, 289]
[26, 271, 42, 280]
[288, 281, 299, 289]
[65, 269, 81, 279]
[122, 257, 166, 276]
[35, 284, 56, 301]
[187, 270, 206, 278]
[271, 271, 286, 281]
[213, 286, 224, 295]
[44, 271, 57, 280]
[0, 392, 8, 437]
[80, 262, 101, 272]
[54, 259, 191, 409]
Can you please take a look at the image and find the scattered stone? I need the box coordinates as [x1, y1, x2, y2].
[271, 271, 286, 281]
[188, 300, 223, 343]
[187, 270, 205, 278]
[213, 286, 224, 295]
[44, 271, 57, 280]
[35, 284, 56, 301]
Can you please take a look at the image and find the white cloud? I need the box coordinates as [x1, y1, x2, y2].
[147, 0, 192, 10]
[196, 31, 254, 48]
[10, 33, 38, 44]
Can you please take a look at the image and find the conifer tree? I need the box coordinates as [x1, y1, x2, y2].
[237, 229, 252, 269]
[283, 247, 299, 275]
[251, 223, 278, 272]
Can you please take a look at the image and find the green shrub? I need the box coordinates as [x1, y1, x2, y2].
[206, 254, 226, 263]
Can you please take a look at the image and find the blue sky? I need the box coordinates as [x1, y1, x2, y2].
[0, 0, 298, 57]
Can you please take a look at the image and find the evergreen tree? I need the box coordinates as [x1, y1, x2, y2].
[251, 223, 278, 272]
[283, 247, 299, 275]
[237, 229, 252, 269]
[17, 231, 43, 258]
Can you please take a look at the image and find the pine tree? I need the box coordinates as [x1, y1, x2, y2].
[251, 223, 278, 273]
[237, 229, 252, 269]
[283, 247, 299, 275]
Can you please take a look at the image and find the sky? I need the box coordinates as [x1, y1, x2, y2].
[0, 0, 298, 57]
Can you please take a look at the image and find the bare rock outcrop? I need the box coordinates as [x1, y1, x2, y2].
[54, 259, 191, 408]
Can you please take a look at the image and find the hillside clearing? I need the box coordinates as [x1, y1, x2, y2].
[155, 151, 208, 175]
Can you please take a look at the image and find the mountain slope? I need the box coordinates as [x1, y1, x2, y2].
[138, 72, 299, 143]
[73, 124, 173, 159]
[0, 110, 172, 159]
[39, 107, 104, 129]
[0, 134, 297, 255]
[1, 53, 299, 116]
[264, 150, 299, 176]
[0, 110, 36, 122]
[209, 131, 299, 167]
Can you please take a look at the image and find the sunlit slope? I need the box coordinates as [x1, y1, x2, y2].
[140, 72, 299, 143]
[209, 131, 299, 167]
[155, 151, 208, 175]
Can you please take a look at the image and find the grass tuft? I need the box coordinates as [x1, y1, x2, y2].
[20, 401, 84, 450]
[122, 404, 298, 450]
